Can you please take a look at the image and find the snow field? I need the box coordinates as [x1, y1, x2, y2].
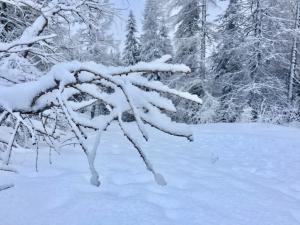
[1, 123, 300, 225]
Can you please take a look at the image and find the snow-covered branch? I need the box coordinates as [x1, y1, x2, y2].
[0, 35, 56, 53]
[0, 56, 201, 186]
[0, 0, 113, 60]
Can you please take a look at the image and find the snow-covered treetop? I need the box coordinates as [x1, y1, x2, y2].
[123, 11, 141, 65]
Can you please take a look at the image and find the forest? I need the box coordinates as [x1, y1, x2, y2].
[0, 1, 300, 225]
[121, 0, 300, 124]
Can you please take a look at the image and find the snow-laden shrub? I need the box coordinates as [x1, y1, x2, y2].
[0, 55, 202, 186]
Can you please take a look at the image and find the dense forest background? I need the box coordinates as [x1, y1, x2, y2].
[121, 0, 300, 124]
[1, 0, 300, 124]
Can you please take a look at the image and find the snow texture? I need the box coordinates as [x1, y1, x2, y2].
[1, 123, 300, 225]
[0, 55, 192, 112]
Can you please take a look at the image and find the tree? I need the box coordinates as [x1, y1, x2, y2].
[173, 0, 201, 72]
[200, 0, 208, 77]
[159, 18, 173, 57]
[0, 55, 201, 187]
[212, 0, 291, 122]
[289, 0, 300, 104]
[140, 0, 163, 62]
[123, 11, 141, 66]
[74, 16, 116, 66]
[0, 0, 116, 69]
[212, 0, 246, 121]
[165, 0, 205, 123]
[0, 0, 200, 188]
[0, 2, 33, 42]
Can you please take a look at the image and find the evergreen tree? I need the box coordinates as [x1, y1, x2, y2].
[212, 0, 291, 122]
[154, 18, 174, 82]
[140, 0, 163, 62]
[158, 19, 173, 56]
[163, 0, 205, 123]
[212, 0, 245, 121]
[123, 11, 141, 65]
[174, 0, 201, 72]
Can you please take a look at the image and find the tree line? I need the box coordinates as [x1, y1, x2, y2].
[123, 0, 300, 124]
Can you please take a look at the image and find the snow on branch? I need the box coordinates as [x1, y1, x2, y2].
[0, 35, 57, 53]
[0, 56, 202, 186]
[0, 0, 112, 57]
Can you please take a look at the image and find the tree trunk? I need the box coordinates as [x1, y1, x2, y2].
[200, 0, 207, 78]
[289, 0, 300, 102]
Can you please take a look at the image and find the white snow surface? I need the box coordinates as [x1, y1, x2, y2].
[1, 123, 300, 225]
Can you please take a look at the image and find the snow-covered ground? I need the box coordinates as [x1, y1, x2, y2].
[1, 123, 300, 225]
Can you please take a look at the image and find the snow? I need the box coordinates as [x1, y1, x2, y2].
[0, 55, 42, 86]
[0, 56, 193, 112]
[129, 75, 202, 104]
[0, 184, 14, 192]
[1, 123, 300, 225]
[0, 34, 55, 52]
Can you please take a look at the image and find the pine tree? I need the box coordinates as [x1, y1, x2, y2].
[158, 18, 173, 56]
[212, 0, 245, 121]
[123, 11, 141, 66]
[174, 0, 201, 73]
[212, 0, 291, 122]
[140, 0, 163, 62]
[167, 0, 205, 123]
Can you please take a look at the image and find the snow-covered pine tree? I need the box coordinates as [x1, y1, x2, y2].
[213, 0, 291, 122]
[167, 0, 215, 76]
[166, 0, 205, 123]
[212, 0, 245, 122]
[123, 11, 141, 66]
[158, 18, 173, 57]
[173, 0, 201, 73]
[155, 18, 174, 82]
[140, 0, 163, 62]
